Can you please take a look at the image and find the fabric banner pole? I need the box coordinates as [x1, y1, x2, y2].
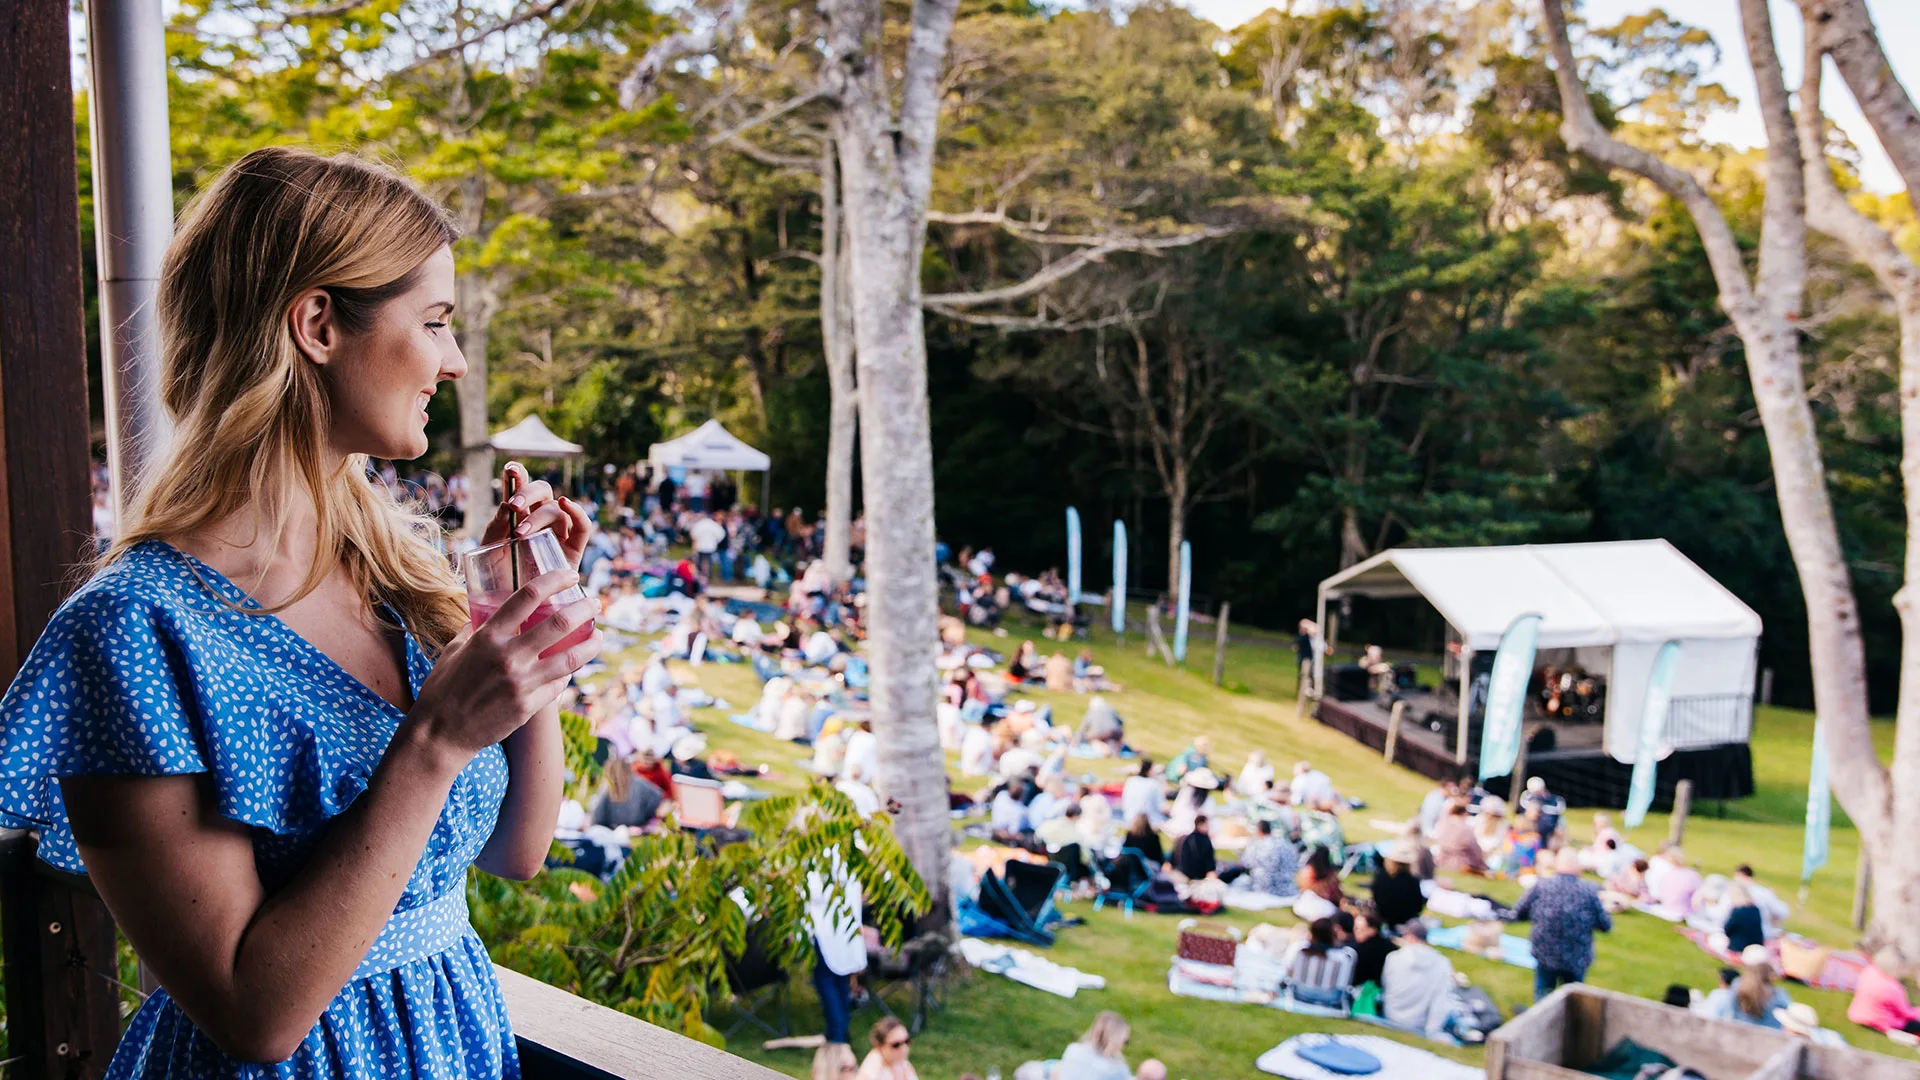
[1478, 613, 1543, 783]
[1172, 541, 1192, 664]
[1804, 722, 1831, 884]
[1111, 520, 1128, 637]
[1065, 506, 1082, 608]
[1624, 641, 1683, 829]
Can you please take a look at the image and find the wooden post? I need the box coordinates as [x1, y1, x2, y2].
[1, 1, 124, 1072]
[1853, 850, 1871, 932]
[1668, 780, 1693, 846]
[1455, 650, 1473, 766]
[1383, 700, 1406, 764]
[1210, 601, 1231, 687]
[1759, 668, 1774, 706]
[1145, 604, 1173, 666]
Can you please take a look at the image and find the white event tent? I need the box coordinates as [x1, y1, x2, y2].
[648, 419, 773, 503]
[1316, 540, 1762, 764]
[488, 414, 585, 489]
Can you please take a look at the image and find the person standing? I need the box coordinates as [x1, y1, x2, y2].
[1511, 848, 1612, 1000]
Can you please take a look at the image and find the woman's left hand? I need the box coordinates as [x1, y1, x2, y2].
[482, 461, 594, 567]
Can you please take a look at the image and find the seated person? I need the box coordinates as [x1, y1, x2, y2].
[1072, 649, 1121, 693]
[1721, 884, 1767, 955]
[1239, 819, 1300, 898]
[1733, 864, 1791, 939]
[1236, 751, 1276, 798]
[1713, 947, 1791, 1029]
[1433, 801, 1489, 875]
[1602, 858, 1651, 911]
[1501, 808, 1545, 873]
[1006, 639, 1041, 683]
[1119, 759, 1166, 828]
[1369, 843, 1427, 930]
[1693, 966, 1741, 1020]
[1381, 921, 1459, 1038]
[590, 754, 668, 834]
[1653, 848, 1704, 912]
[990, 778, 1033, 842]
[1171, 815, 1217, 882]
[1074, 695, 1126, 755]
[1165, 737, 1211, 786]
[960, 720, 998, 777]
[1280, 917, 1356, 1009]
[1852, 960, 1920, 1035]
[1036, 802, 1085, 851]
[1122, 813, 1166, 871]
[1295, 798, 1345, 863]
[1349, 908, 1397, 989]
[1055, 1011, 1132, 1080]
[1295, 846, 1345, 909]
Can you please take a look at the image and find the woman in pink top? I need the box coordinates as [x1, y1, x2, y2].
[1849, 962, 1920, 1034]
[1655, 852, 1703, 912]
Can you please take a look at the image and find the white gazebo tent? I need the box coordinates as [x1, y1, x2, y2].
[1316, 540, 1762, 765]
[648, 419, 772, 505]
[489, 414, 586, 491]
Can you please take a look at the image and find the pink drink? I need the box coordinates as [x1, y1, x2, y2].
[470, 600, 594, 659]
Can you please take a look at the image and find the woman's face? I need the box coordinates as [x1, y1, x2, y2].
[878, 1029, 910, 1066]
[315, 245, 465, 461]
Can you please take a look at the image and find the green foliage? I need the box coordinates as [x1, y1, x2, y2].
[469, 758, 928, 1047]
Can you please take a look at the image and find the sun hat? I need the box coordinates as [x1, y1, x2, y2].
[1740, 944, 1773, 968]
[1012, 700, 1037, 713]
[1774, 1002, 1821, 1036]
[1383, 840, 1421, 866]
[1526, 776, 1546, 794]
[671, 733, 708, 761]
[1184, 768, 1221, 790]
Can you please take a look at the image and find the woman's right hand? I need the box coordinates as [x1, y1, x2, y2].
[408, 569, 602, 760]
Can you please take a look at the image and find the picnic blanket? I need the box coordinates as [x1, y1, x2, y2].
[958, 937, 1105, 998]
[1255, 1035, 1484, 1080]
[1676, 927, 1867, 992]
[1427, 925, 1536, 970]
[1224, 888, 1297, 912]
[1166, 962, 1349, 1019]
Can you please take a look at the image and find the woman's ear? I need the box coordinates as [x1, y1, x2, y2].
[287, 288, 337, 366]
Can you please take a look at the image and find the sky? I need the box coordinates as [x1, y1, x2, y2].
[1176, 0, 1918, 194]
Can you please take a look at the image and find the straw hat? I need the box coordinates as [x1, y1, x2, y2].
[671, 733, 709, 761]
[1383, 840, 1422, 866]
[1774, 1002, 1821, 1036]
[1012, 699, 1037, 713]
[1184, 767, 1221, 790]
[1740, 944, 1773, 968]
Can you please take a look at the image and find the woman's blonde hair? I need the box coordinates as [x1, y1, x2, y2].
[1081, 1010, 1130, 1059]
[810, 1043, 856, 1080]
[103, 146, 467, 650]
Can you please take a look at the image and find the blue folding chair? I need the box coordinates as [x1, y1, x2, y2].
[1092, 848, 1154, 917]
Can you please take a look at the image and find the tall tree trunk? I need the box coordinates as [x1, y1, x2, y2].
[1797, 1, 1920, 971]
[1799, 0, 1920, 196]
[454, 173, 500, 533]
[456, 268, 502, 533]
[822, 0, 962, 929]
[1544, 0, 1891, 961]
[821, 138, 859, 584]
[1166, 465, 1187, 603]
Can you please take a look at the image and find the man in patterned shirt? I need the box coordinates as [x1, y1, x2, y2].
[1511, 848, 1613, 1000]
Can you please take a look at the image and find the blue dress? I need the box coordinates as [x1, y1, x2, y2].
[0, 541, 518, 1078]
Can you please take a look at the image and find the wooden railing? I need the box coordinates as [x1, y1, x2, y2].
[0, 831, 786, 1080]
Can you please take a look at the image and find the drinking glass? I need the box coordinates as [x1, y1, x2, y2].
[463, 529, 593, 659]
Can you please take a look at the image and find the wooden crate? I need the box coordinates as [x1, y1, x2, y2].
[1486, 985, 1920, 1080]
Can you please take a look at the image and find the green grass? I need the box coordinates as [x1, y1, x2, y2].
[613, 615, 1898, 1079]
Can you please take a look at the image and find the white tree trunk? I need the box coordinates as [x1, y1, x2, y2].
[1166, 470, 1187, 604]
[1796, 2, 1920, 970]
[822, 0, 962, 928]
[821, 138, 859, 584]
[1799, 0, 1920, 198]
[456, 267, 502, 533]
[1544, 0, 1896, 954]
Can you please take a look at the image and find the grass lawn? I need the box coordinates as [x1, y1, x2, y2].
[608, 613, 1898, 1079]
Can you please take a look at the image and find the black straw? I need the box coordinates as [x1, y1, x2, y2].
[506, 472, 520, 590]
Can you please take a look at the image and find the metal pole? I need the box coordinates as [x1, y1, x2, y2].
[1456, 649, 1472, 765]
[86, 0, 174, 514]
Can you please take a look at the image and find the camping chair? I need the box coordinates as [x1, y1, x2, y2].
[865, 934, 952, 1036]
[1049, 843, 1093, 887]
[721, 921, 790, 1039]
[1093, 848, 1155, 918]
[976, 869, 1056, 947]
[670, 775, 728, 831]
[1002, 860, 1067, 930]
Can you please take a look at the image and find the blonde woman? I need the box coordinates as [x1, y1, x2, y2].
[0, 148, 600, 1075]
[1055, 1011, 1132, 1080]
[812, 1043, 859, 1080]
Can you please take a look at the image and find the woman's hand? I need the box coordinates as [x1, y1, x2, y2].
[483, 461, 595, 568]
[408, 568, 602, 760]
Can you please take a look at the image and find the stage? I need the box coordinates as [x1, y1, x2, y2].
[1315, 693, 1754, 810]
